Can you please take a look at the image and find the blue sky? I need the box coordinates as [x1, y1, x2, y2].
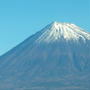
[0, 0, 90, 55]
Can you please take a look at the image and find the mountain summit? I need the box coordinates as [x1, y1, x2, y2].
[0, 22, 90, 90]
[36, 21, 90, 43]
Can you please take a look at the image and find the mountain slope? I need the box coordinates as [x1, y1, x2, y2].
[0, 21, 90, 90]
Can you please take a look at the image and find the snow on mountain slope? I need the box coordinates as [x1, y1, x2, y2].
[36, 21, 90, 43]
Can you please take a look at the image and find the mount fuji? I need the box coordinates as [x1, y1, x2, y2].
[0, 21, 90, 90]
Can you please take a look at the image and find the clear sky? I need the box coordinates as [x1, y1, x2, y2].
[0, 0, 90, 55]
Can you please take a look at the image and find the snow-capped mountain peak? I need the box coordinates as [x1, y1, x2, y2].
[36, 21, 90, 43]
[0, 21, 90, 90]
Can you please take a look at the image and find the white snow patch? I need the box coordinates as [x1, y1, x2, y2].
[36, 21, 90, 43]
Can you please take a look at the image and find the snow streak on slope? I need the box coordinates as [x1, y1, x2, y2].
[36, 22, 90, 43]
